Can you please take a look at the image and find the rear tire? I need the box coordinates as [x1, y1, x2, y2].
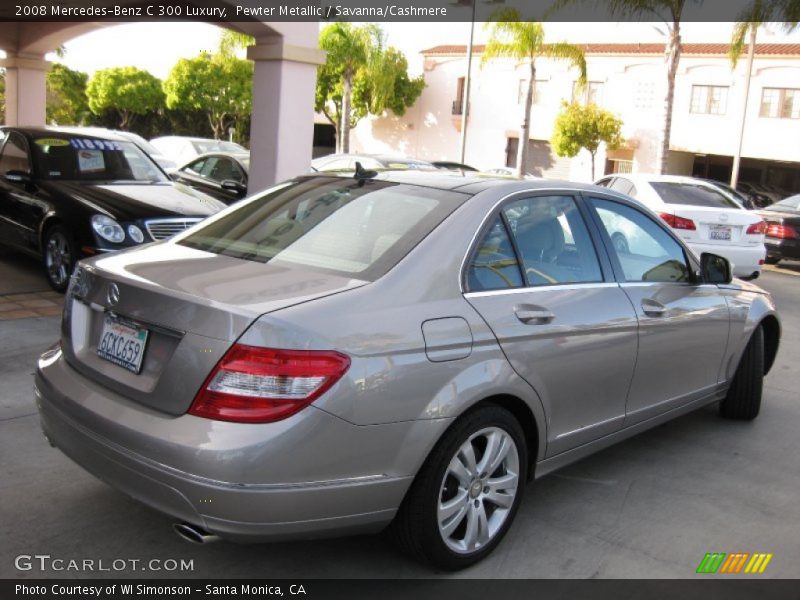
[720, 325, 764, 420]
[390, 405, 527, 570]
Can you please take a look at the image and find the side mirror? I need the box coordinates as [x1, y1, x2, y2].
[168, 171, 181, 181]
[701, 252, 732, 284]
[221, 179, 247, 198]
[4, 170, 31, 184]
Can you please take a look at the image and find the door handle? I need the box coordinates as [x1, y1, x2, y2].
[515, 308, 555, 324]
[641, 299, 666, 317]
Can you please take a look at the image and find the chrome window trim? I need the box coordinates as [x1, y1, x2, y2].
[464, 281, 620, 299]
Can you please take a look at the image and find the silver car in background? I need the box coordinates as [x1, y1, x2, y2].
[36, 173, 780, 570]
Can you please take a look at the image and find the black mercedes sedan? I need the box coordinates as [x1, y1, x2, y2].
[758, 195, 800, 264]
[0, 127, 226, 291]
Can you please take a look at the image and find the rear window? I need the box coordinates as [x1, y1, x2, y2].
[650, 182, 740, 209]
[178, 177, 468, 280]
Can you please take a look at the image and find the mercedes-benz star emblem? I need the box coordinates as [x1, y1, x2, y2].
[107, 283, 120, 307]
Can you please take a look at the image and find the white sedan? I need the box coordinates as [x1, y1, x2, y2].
[595, 174, 766, 279]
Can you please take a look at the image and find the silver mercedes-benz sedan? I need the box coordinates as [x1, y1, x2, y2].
[35, 172, 780, 570]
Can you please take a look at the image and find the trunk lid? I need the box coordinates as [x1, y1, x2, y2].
[61, 242, 366, 415]
[664, 205, 764, 248]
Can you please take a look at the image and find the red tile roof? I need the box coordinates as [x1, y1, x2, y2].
[421, 43, 800, 57]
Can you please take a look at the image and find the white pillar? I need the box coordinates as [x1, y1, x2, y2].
[246, 41, 325, 192]
[1, 54, 50, 126]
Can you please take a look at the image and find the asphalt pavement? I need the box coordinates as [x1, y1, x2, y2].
[1, 258, 798, 579]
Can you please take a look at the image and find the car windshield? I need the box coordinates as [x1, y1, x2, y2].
[650, 182, 741, 209]
[764, 195, 800, 211]
[32, 137, 167, 183]
[179, 177, 468, 280]
[191, 140, 247, 154]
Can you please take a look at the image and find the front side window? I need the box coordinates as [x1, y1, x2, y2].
[179, 178, 468, 281]
[760, 88, 800, 119]
[0, 132, 31, 176]
[591, 198, 690, 283]
[690, 85, 728, 115]
[503, 196, 603, 286]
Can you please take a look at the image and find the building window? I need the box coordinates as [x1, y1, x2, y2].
[690, 85, 728, 115]
[759, 88, 800, 119]
[518, 79, 547, 104]
[609, 159, 633, 174]
[572, 81, 603, 105]
[453, 77, 466, 115]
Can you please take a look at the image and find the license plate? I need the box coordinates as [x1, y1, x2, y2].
[709, 226, 731, 241]
[97, 314, 149, 374]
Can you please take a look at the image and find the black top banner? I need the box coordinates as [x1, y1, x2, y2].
[0, 0, 788, 23]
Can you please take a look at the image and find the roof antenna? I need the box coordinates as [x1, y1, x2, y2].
[354, 161, 378, 182]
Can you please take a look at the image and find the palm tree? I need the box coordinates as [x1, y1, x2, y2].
[318, 23, 379, 153]
[549, 0, 691, 175]
[729, 0, 799, 187]
[482, 8, 587, 176]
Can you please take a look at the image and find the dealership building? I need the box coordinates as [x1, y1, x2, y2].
[347, 42, 800, 193]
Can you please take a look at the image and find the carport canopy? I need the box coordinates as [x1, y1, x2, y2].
[0, 6, 324, 191]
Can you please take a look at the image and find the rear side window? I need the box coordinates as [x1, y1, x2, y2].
[650, 182, 740, 209]
[503, 196, 603, 286]
[467, 217, 523, 291]
[179, 177, 468, 281]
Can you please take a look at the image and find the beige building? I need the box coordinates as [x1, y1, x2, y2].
[348, 42, 800, 193]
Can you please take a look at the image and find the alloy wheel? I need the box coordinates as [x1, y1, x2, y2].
[437, 426, 520, 554]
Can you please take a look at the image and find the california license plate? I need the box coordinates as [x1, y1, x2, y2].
[97, 315, 149, 374]
[709, 225, 732, 241]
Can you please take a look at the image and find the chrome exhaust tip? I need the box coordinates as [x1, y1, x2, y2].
[173, 522, 220, 545]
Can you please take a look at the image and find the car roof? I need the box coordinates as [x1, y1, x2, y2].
[299, 170, 614, 195]
[2, 125, 132, 142]
[608, 173, 716, 186]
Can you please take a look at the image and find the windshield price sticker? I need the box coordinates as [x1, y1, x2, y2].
[69, 138, 123, 151]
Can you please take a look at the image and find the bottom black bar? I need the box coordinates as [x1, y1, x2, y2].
[4, 579, 800, 600]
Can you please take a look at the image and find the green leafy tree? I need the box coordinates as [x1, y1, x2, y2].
[317, 23, 377, 153]
[46, 63, 90, 125]
[218, 29, 255, 56]
[316, 23, 423, 153]
[86, 66, 164, 130]
[482, 8, 587, 176]
[549, 0, 694, 175]
[551, 101, 623, 179]
[163, 52, 253, 140]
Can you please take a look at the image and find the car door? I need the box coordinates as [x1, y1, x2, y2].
[0, 131, 41, 253]
[585, 195, 730, 425]
[464, 193, 639, 456]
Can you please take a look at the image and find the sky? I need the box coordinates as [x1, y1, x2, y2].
[51, 21, 800, 79]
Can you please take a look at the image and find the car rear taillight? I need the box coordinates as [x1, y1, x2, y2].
[765, 223, 798, 239]
[189, 345, 351, 423]
[746, 221, 767, 235]
[659, 212, 696, 231]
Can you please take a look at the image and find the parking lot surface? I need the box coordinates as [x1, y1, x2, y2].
[1, 250, 798, 579]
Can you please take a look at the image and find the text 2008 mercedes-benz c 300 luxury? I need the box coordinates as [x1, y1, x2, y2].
[35, 172, 780, 569]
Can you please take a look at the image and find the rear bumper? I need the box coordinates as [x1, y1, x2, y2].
[765, 237, 800, 260]
[35, 348, 420, 542]
[688, 242, 766, 277]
